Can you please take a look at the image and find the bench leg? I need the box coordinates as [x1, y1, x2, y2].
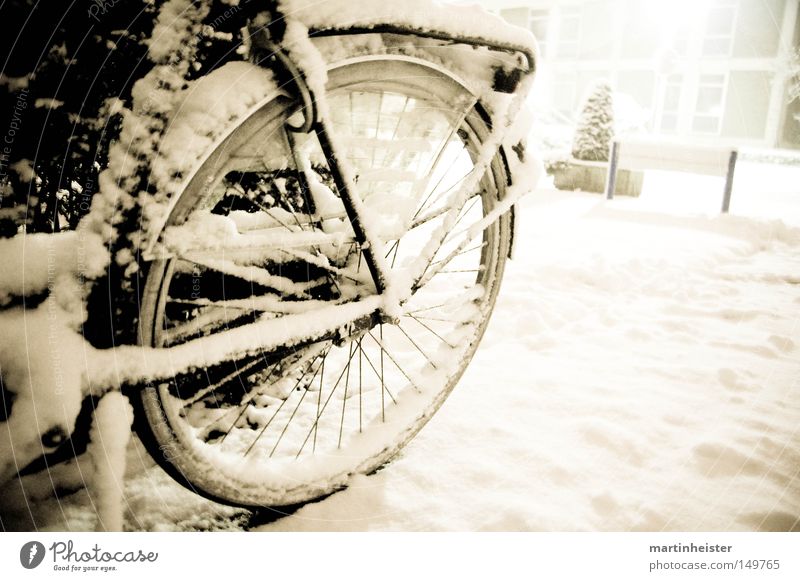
[604, 141, 619, 200]
[721, 150, 737, 213]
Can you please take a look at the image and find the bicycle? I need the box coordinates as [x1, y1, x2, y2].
[2, 0, 537, 510]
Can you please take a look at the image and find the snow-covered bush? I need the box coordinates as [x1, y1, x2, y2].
[788, 47, 800, 103]
[789, 47, 800, 125]
[613, 92, 648, 136]
[571, 81, 614, 162]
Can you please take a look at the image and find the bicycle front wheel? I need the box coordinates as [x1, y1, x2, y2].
[135, 56, 511, 507]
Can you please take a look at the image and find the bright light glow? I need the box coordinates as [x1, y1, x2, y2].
[649, 0, 713, 28]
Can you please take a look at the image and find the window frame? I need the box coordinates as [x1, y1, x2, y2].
[701, 0, 739, 58]
[658, 74, 683, 134]
[552, 71, 578, 117]
[556, 5, 582, 59]
[691, 73, 728, 135]
[528, 8, 551, 57]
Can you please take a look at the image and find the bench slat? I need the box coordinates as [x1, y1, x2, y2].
[617, 141, 734, 177]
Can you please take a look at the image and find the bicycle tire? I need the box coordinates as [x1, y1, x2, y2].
[132, 55, 512, 508]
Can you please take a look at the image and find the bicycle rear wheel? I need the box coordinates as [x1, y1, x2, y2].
[135, 56, 511, 507]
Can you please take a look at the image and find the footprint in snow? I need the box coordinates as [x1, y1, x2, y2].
[767, 335, 795, 353]
[717, 368, 756, 392]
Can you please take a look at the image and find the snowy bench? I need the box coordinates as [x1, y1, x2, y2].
[604, 140, 738, 212]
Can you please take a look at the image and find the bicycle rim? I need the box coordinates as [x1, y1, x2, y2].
[135, 57, 511, 507]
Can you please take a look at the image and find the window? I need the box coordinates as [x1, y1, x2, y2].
[552, 72, 578, 116]
[499, 8, 529, 29]
[528, 9, 550, 57]
[499, 7, 551, 57]
[692, 74, 726, 134]
[672, 23, 691, 56]
[659, 75, 683, 133]
[702, 0, 737, 57]
[557, 6, 581, 59]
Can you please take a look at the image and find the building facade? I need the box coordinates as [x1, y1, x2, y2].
[488, 0, 800, 149]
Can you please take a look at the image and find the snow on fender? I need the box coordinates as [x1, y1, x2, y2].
[149, 61, 279, 206]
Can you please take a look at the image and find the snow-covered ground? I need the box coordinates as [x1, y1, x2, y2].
[635, 160, 800, 226]
[2, 162, 798, 531]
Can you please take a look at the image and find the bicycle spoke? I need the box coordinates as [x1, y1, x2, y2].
[371, 91, 384, 168]
[411, 153, 470, 225]
[436, 268, 483, 275]
[250, 197, 297, 233]
[404, 313, 457, 349]
[241, 346, 327, 454]
[160, 225, 352, 257]
[367, 330, 423, 394]
[267, 346, 331, 458]
[430, 241, 487, 267]
[415, 102, 474, 204]
[417, 224, 493, 290]
[379, 325, 385, 421]
[207, 359, 282, 441]
[411, 195, 483, 287]
[338, 342, 355, 448]
[298, 346, 360, 457]
[403, 301, 451, 316]
[208, 343, 325, 440]
[381, 185, 477, 264]
[168, 295, 345, 315]
[178, 254, 321, 297]
[379, 96, 410, 167]
[409, 188, 479, 231]
[396, 324, 438, 370]
[279, 247, 362, 285]
[312, 355, 326, 452]
[409, 314, 465, 323]
[446, 195, 482, 236]
[356, 339, 397, 405]
[182, 356, 263, 409]
[358, 338, 363, 433]
[389, 239, 402, 269]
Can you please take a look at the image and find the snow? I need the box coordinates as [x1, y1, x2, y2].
[33, 98, 64, 109]
[3, 160, 798, 530]
[0, 24, 534, 496]
[81, 0, 211, 248]
[0, 0, 796, 531]
[0, 230, 108, 483]
[85, 295, 385, 392]
[149, 61, 278, 205]
[0, 301, 90, 484]
[87, 392, 134, 532]
[0, 231, 108, 306]
[280, 0, 537, 53]
[632, 162, 800, 227]
[10, 160, 36, 183]
[0, 74, 30, 91]
[147, 0, 209, 63]
[259, 187, 800, 531]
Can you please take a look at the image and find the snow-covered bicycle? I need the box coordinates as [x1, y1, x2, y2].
[2, 0, 538, 510]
